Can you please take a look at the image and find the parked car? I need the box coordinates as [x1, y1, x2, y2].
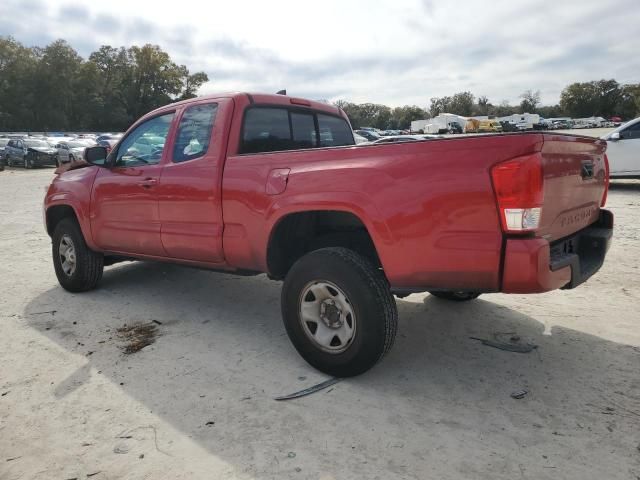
[447, 121, 464, 134]
[45, 92, 612, 377]
[552, 120, 571, 129]
[601, 116, 640, 178]
[55, 139, 97, 165]
[354, 129, 381, 142]
[353, 132, 369, 144]
[499, 121, 518, 132]
[4, 137, 57, 168]
[96, 133, 123, 143]
[97, 138, 119, 153]
[0, 138, 8, 170]
[478, 120, 503, 133]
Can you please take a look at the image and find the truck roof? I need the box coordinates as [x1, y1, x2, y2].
[148, 92, 343, 117]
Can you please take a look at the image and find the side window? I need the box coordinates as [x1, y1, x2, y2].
[241, 108, 291, 154]
[317, 114, 355, 147]
[115, 113, 174, 167]
[173, 103, 218, 163]
[291, 112, 317, 149]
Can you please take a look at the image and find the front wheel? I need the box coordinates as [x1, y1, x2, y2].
[52, 218, 104, 292]
[429, 291, 481, 301]
[281, 247, 398, 377]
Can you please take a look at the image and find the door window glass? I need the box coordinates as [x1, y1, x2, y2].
[173, 103, 218, 162]
[115, 113, 174, 167]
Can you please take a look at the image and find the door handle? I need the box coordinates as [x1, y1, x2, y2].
[138, 177, 158, 188]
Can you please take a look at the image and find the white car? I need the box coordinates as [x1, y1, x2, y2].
[54, 139, 97, 164]
[353, 132, 369, 144]
[601, 117, 640, 178]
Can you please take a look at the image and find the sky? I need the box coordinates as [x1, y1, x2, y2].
[1, 0, 638, 108]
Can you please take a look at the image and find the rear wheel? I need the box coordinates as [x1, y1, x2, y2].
[429, 291, 481, 302]
[281, 247, 397, 377]
[52, 218, 104, 292]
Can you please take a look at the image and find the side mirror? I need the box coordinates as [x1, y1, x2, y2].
[84, 146, 108, 166]
[609, 132, 621, 141]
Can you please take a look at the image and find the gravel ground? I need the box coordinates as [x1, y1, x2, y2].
[1, 167, 639, 480]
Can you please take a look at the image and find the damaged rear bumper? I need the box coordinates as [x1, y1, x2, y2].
[502, 209, 613, 293]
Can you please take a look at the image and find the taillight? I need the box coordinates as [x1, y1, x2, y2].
[491, 154, 544, 233]
[601, 154, 610, 207]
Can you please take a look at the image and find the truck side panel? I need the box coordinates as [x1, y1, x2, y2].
[222, 130, 546, 291]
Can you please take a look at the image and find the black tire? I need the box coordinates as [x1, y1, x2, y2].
[52, 218, 104, 292]
[281, 247, 397, 377]
[429, 291, 481, 302]
[24, 155, 31, 169]
[6, 156, 12, 167]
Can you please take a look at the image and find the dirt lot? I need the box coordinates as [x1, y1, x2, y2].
[1, 167, 639, 480]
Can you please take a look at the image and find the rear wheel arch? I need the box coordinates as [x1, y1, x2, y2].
[266, 210, 384, 280]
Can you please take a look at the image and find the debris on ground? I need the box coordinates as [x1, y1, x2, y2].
[287, 452, 296, 458]
[116, 323, 158, 354]
[511, 389, 529, 399]
[470, 333, 538, 353]
[87, 471, 101, 477]
[6, 456, 21, 462]
[28, 310, 57, 316]
[275, 377, 342, 401]
[1, 391, 9, 397]
[205, 421, 215, 426]
[113, 444, 129, 454]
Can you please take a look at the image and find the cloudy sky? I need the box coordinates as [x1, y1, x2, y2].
[2, 0, 638, 107]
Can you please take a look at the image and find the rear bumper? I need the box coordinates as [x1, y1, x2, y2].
[502, 209, 613, 293]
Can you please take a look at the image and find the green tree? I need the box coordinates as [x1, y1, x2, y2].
[388, 105, 427, 129]
[178, 67, 209, 100]
[430, 92, 474, 116]
[0, 36, 39, 130]
[519, 89, 541, 113]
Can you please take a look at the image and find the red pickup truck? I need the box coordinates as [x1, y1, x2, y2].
[44, 93, 613, 376]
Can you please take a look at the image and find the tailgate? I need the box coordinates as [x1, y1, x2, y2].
[537, 134, 607, 242]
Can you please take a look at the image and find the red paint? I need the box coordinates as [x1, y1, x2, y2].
[44, 92, 613, 294]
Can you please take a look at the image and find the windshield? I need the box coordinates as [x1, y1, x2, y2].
[24, 139, 49, 148]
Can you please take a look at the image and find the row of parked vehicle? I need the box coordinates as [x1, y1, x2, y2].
[0, 133, 122, 170]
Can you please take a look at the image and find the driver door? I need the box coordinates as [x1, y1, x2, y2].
[91, 112, 175, 256]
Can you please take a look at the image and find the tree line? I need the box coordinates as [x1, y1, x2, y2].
[0, 36, 208, 131]
[1, 36, 639, 132]
[337, 81, 640, 130]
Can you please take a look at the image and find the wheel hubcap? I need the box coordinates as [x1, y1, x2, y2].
[299, 281, 356, 354]
[58, 235, 77, 276]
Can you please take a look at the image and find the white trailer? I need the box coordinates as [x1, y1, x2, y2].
[421, 113, 468, 134]
[497, 113, 541, 129]
[410, 119, 430, 133]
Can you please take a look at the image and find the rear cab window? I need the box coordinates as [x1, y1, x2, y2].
[240, 106, 354, 154]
